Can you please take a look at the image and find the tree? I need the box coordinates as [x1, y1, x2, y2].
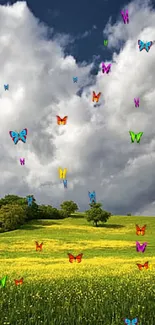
[85, 203, 111, 227]
[60, 200, 78, 216]
[0, 204, 26, 231]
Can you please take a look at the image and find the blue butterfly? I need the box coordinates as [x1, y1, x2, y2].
[63, 180, 67, 188]
[88, 191, 96, 204]
[138, 40, 152, 52]
[27, 196, 33, 206]
[4, 84, 9, 90]
[73, 77, 78, 83]
[124, 318, 138, 325]
[9, 128, 28, 144]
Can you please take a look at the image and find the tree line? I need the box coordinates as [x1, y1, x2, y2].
[0, 195, 111, 232]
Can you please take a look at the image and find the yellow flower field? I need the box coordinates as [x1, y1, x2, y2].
[0, 215, 155, 324]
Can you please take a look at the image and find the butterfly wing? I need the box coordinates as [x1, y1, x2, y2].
[144, 261, 149, 269]
[19, 128, 27, 143]
[106, 64, 111, 73]
[137, 263, 143, 270]
[39, 242, 43, 250]
[135, 132, 143, 143]
[56, 116, 62, 125]
[138, 40, 144, 51]
[62, 168, 67, 179]
[92, 91, 96, 102]
[63, 180, 67, 188]
[35, 241, 39, 250]
[136, 224, 141, 235]
[75, 253, 83, 263]
[131, 318, 138, 324]
[68, 253, 75, 263]
[61, 116, 68, 125]
[141, 242, 147, 252]
[129, 131, 136, 143]
[9, 131, 20, 144]
[145, 41, 152, 52]
[0, 275, 7, 287]
[96, 92, 101, 102]
[124, 319, 131, 325]
[141, 225, 146, 235]
[136, 241, 142, 252]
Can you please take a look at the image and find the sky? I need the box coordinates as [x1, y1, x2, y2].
[0, 0, 155, 215]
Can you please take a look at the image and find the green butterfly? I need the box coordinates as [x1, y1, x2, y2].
[104, 40, 108, 46]
[129, 131, 143, 143]
[0, 275, 7, 287]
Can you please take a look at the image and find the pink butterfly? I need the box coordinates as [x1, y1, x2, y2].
[102, 62, 111, 74]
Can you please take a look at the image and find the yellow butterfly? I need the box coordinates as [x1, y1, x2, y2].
[58, 168, 67, 179]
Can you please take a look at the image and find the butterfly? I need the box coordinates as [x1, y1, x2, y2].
[136, 224, 146, 236]
[138, 40, 152, 52]
[4, 84, 9, 91]
[92, 91, 101, 103]
[0, 275, 7, 287]
[14, 278, 23, 286]
[20, 158, 25, 165]
[88, 191, 96, 204]
[134, 98, 139, 107]
[121, 10, 129, 24]
[35, 241, 43, 251]
[27, 196, 33, 206]
[104, 40, 108, 46]
[124, 318, 138, 325]
[137, 261, 149, 270]
[136, 241, 147, 252]
[68, 253, 83, 263]
[102, 62, 111, 74]
[73, 77, 78, 83]
[59, 168, 67, 179]
[9, 128, 28, 145]
[63, 179, 67, 188]
[129, 131, 143, 143]
[56, 116, 68, 125]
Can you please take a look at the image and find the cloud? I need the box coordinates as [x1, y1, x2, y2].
[0, 0, 155, 215]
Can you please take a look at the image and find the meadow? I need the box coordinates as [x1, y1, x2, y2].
[0, 214, 155, 325]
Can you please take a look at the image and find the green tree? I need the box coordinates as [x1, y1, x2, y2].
[60, 200, 78, 216]
[0, 194, 24, 208]
[38, 205, 67, 219]
[85, 203, 111, 227]
[0, 204, 26, 232]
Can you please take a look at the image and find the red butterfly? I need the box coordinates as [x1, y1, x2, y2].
[92, 91, 101, 103]
[14, 277, 23, 285]
[68, 253, 83, 263]
[137, 261, 149, 270]
[56, 116, 68, 125]
[136, 224, 146, 236]
[35, 241, 43, 251]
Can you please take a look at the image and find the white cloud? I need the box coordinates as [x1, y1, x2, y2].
[0, 0, 155, 215]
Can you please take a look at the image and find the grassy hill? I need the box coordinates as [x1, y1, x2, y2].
[0, 215, 155, 324]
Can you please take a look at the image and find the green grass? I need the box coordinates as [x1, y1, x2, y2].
[0, 215, 155, 324]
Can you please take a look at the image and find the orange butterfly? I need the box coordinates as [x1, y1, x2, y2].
[92, 91, 101, 103]
[68, 253, 83, 263]
[136, 224, 146, 236]
[56, 116, 68, 125]
[35, 241, 43, 251]
[14, 277, 23, 286]
[137, 261, 149, 270]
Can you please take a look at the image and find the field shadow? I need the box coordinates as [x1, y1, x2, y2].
[98, 224, 125, 229]
[20, 220, 60, 230]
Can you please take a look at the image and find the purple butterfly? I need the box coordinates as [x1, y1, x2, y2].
[136, 241, 147, 252]
[102, 62, 111, 74]
[121, 10, 129, 24]
[134, 98, 140, 107]
[20, 158, 25, 165]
